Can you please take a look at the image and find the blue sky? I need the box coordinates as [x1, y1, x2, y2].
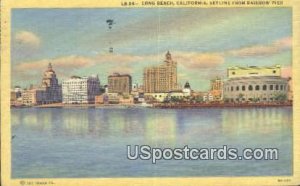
[11, 8, 292, 90]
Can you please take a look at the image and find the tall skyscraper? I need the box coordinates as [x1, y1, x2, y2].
[143, 51, 177, 93]
[108, 73, 132, 94]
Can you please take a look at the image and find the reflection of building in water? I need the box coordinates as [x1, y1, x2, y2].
[12, 109, 57, 131]
[223, 65, 289, 102]
[221, 108, 292, 137]
[62, 109, 89, 135]
[145, 113, 177, 145]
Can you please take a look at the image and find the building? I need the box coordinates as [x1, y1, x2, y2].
[11, 86, 23, 106]
[19, 63, 62, 106]
[95, 95, 106, 104]
[108, 73, 132, 94]
[143, 51, 178, 93]
[182, 81, 192, 97]
[119, 95, 134, 104]
[203, 92, 214, 102]
[40, 63, 62, 103]
[223, 65, 289, 102]
[144, 93, 168, 102]
[209, 77, 223, 101]
[21, 88, 46, 105]
[62, 75, 100, 104]
[227, 65, 281, 78]
[287, 77, 293, 101]
[167, 90, 185, 101]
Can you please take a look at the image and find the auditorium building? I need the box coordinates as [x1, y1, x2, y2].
[223, 65, 289, 102]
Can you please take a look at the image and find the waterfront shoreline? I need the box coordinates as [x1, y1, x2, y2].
[153, 102, 292, 109]
[11, 102, 292, 109]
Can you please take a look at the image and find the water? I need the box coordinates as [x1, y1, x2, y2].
[11, 107, 292, 178]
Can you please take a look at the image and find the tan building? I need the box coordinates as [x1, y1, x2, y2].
[227, 65, 281, 79]
[209, 77, 223, 101]
[22, 88, 46, 105]
[143, 51, 177, 93]
[95, 93, 120, 104]
[119, 96, 134, 104]
[11, 91, 17, 102]
[95, 95, 105, 104]
[108, 73, 132, 94]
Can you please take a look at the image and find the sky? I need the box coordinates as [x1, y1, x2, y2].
[11, 8, 292, 91]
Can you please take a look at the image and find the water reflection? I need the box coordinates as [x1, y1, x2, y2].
[221, 108, 292, 137]
[12, 107, 292, 142]
[11, 107, 292, 178]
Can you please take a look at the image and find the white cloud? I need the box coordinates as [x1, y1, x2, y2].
[227, 37, 292, 57]
[15, 31, 41, 48]
[174, 52, 225, 69]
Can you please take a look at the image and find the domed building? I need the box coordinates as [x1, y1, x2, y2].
[40, 63, 62, 104]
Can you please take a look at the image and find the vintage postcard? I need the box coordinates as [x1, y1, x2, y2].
[1, 0, 300, 185]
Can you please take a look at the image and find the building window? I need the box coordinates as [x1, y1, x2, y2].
[270, 85, 273, 90]
[255, 85, 260, 91]
[231, 86, 233, 91]
[273, 70, 276, 73]
[275, 85, 279, 90]
[232, 72, 235, 75]
[263, 85, 267, 91]
[242, 86, 245, 91]
[236, 86, 239, 91]
[248, 85, 253, 91]
[280, 85, 283, 90]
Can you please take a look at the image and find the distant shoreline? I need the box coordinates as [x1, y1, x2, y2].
[11, 102, 292, 109]
[153, 102, 292, 109]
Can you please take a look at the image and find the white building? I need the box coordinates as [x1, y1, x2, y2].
[144, 93, 168, 102]
[223, 65, 289, 102]
[62, 75, 100, 104]
[203, 92, 214, 102]
[182, 82, 192, 97]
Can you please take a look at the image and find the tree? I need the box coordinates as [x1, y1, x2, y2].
[195, 96, 203, 103]
[238, 93, 244, 102]
[274, 93, 287, 102]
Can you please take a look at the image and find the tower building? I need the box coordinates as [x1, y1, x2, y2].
[143, 51, 178, 93]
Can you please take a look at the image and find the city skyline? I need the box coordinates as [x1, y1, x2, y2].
[12, 8, 292, 90]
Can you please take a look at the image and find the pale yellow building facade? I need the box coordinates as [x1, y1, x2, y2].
[143, 51, 177, 93]
[227, 65, 281, 79]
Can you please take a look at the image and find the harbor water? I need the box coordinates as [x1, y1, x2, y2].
[11, 107, 292, 178]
